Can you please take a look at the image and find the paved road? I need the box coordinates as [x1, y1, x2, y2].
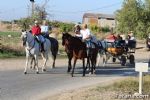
[0, 55, 149, 100]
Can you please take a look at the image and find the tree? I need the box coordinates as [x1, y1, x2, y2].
[116, 0, 143, 34]
[115, 0, 150, 38]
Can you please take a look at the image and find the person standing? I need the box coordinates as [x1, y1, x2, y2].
[31, 20, 45, 52]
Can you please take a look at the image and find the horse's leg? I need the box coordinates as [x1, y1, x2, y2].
[24, 55, 29, 74]
[86, 57, 89, 71]
[33, 57, 36, 69]
[67, 53, 72, 72]
[52, 53, 56, 68]
[96, 52, 101, 67]
[91, 59, 96, 74]
[83, 58, 86, 77]
[91, 58, 94, 74]
[30, 56, 33, 69]
[30, 56, 36, 69]
[71, 58, 77, 77]
[102, 54, 106, 67]
[42, 53, 48, 72]
[52, 42, 58, 68]
[93, 50, 98, 74]
[34, 55, 39, 74]
[52, 55, 56, 69]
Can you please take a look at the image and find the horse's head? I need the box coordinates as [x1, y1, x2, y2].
[21, 30, 32, 46]
[62, 32, 72, 53]
[21, 30, 28, 46]
[62, 32, 71, 46]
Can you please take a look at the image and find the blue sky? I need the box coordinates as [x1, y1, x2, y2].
[0, 0, 124, 22]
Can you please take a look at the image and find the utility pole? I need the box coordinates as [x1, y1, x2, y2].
[27, 5, 30, 17]
[30, 0, 35, 17]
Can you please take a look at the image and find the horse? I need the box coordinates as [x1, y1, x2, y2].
[30, 36, 58, 69]
[96, 40, 110, 67]
[62, 32, 98, 77]
[21, 30, 54, 74]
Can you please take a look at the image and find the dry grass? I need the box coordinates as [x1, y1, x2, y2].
[45, 75, 150, 100]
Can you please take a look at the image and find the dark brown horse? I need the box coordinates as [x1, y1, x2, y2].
[62, 32, 98, 77]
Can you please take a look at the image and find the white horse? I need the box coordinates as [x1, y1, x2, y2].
[21, 30, 51, 74]
[96, 40, 111, 67]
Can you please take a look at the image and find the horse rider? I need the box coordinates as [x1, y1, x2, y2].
[80, 24, 93, 55]
[74, 24, 82, 40]
[41, 20, 52, 38]
[31, 20, 45, 52]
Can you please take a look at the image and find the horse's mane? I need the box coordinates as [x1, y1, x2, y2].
[63, 32, 86, 50]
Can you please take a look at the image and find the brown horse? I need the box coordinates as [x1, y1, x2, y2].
[62, 32, 98, 77]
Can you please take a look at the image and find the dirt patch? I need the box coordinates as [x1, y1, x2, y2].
[43, 81, 120, 100]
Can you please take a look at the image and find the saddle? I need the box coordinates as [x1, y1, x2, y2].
[34, 36, 45, 52]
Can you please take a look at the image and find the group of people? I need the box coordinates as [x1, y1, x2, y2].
[31, 20, 136, 52]
[74, 24, 95, 48]
[105, 31, 136, 50]
[31, 20, 51, 52]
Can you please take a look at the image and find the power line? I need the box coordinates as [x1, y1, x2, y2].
[50, 2, 122, 14]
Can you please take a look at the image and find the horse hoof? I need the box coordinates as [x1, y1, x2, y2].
[24, 72, 27, 74]
[89, 72, 92, 75]
[36, 72, 39, 74]
[43, 69, 46, 72]
[52, 65, 55, 69]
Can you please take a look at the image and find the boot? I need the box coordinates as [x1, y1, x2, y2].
[41, 43, 45, 52]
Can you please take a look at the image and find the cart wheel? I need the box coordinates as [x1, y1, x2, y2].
[112, 57, 116, 62]
[121, 56, 126, 66]
[129, 55, 135, 64]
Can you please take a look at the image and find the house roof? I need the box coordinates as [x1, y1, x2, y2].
[83, 13, 115, 19]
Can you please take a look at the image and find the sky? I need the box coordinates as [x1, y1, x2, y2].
[0, 0, 124, 23]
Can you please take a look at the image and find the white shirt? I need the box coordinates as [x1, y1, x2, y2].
[130, 36, 135, 40]
[80, 29, 91, 40]
[41, 25, 49, 33]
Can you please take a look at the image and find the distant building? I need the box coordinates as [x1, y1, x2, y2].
[82, 13, 116, 29]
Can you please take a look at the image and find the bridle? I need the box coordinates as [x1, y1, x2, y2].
[22, 32, 36, 54]
[62, 35, 72, 54]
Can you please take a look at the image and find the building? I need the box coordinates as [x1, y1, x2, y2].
[82, 13, 116, 29]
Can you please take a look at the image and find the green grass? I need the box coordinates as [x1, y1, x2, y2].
[0, 32, 24, 58]
[0, 52, 24, 58]
[0, 31, 20, 37]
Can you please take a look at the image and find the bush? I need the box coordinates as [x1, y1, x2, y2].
[101, 26, 111, 33]
[90, 25, 101, 33]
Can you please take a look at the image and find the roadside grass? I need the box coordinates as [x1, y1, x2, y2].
[94, 75, 150, 95]
[0, 31, 20, 37]
[54, 76, 150, 100]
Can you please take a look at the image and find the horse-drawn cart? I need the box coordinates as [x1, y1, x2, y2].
[105, 40, 136, 66]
